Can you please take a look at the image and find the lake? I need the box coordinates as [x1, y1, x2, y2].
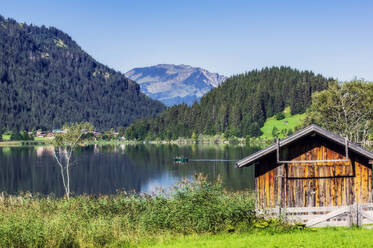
[0, 144, 259, 196]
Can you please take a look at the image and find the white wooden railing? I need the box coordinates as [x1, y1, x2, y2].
[259, 203, 373, 227]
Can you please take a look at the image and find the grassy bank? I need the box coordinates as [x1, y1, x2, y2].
[0, 176, 266, 248]
[0, 141, 23, 146]
[146, 227, 373, 248]
[0, 140, 48, 147]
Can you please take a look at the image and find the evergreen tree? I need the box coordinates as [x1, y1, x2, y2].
[276, 112, 285, 120]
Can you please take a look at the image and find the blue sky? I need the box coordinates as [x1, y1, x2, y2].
[1, 0, 373, 80]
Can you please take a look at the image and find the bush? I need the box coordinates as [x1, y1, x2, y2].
[8, 131, 34, 141]
[141, 174, 255, 234]
[9, 131, 23, 141]
[272, 127, 279, 138]
[287, 129, 293, 136]
[275, 112, 285, 120]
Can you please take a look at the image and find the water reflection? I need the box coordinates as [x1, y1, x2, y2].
[35, 146, 54, 157]
[0, 144, 259, 196]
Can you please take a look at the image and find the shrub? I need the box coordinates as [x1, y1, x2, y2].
[287, 129, 293, 136]
[272, 126, 279, 138]
[9, 131, 23, 141]
[276, 112, 285, 120]
[8, 131, 33, 141]
[140, 174, 255, 234]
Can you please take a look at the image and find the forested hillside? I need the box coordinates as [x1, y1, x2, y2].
[0, 16, 165, 130]
[125, 67, 333, 140]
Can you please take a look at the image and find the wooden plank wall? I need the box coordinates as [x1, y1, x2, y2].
[255, 136, 372, 209]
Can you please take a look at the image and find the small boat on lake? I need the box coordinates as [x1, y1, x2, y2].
[174, 156, 189, 163]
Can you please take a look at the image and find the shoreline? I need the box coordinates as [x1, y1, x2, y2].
[0, 136, 273, 148]
[0, 140, 48, 147]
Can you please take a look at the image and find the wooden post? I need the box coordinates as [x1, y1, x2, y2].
[255, 182, 259, 210]
[350, 203, 358, 226]
[358, 204, 363, 226]
[345, 137, 349, 160]
[276, 138, 280, 162]
[275, 206, 281, 217]
[350, 203, 363, 226]
[277, 164, 283, 208]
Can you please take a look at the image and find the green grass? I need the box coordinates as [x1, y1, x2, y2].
[260, 107, 306, 139]
[0, 141, 22, 146]
[1, 134, 11, 141]
[146, 228, 373, 248]
[34, 136, 53, 142]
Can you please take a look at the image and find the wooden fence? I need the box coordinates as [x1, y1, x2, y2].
[260, 203, 373, 227]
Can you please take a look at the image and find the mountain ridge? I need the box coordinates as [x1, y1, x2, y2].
[125, 64, 227, 106]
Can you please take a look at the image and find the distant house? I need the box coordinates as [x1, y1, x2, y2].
[236, 125, 373, 209]
[35, 131, 47, 137]
[52, 129, 64, 133]
[93, 131, 103, 137]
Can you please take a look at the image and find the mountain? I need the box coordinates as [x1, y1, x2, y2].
[125, 64, 227, 106]
[0, 16, 165, 131]
[125, 67, 334, 140]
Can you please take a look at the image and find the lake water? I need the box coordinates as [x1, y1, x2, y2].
[0, 144, 259, 196]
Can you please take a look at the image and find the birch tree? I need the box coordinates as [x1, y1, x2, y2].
[304, 81, 373, 146]
[52, 122, 94, 199]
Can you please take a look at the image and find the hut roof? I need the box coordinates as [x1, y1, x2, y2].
[236, 124, 373, 168]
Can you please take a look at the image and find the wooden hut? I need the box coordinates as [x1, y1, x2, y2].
[236, 125, 373, 209]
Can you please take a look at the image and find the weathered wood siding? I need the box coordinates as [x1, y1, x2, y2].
[255, 135, 372, 208]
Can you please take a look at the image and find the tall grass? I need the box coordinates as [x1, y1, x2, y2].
[0, 175, 291, 247]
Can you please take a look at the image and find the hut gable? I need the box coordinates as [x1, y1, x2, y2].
[237, 125, 373, 209]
